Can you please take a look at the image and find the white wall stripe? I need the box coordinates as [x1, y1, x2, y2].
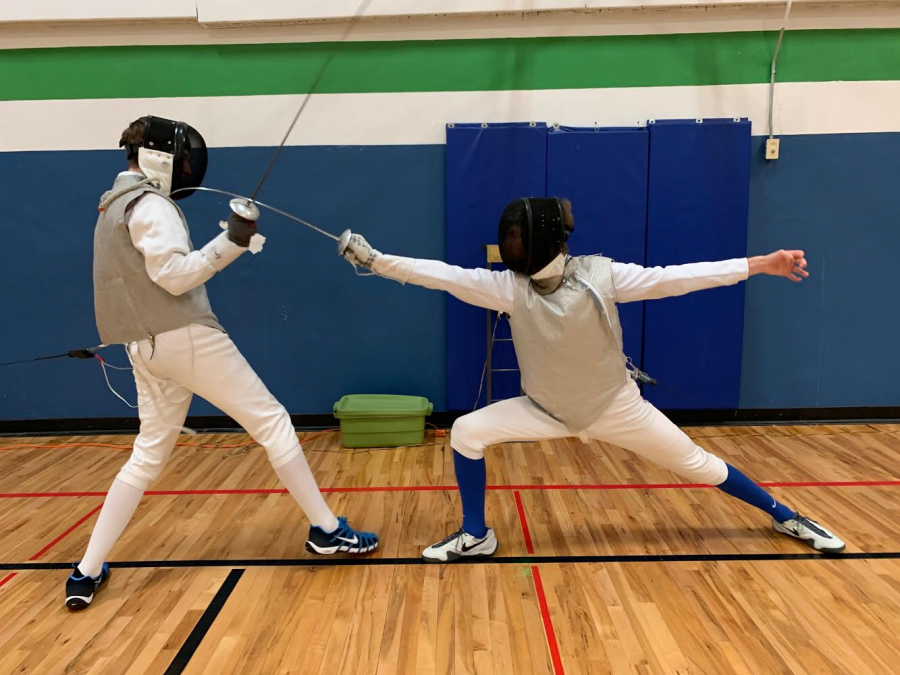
[193, 0, 870, 24]
[1, 0, 195, 23]
[2, 5, 899, 49]
[2, 81, 898, 152]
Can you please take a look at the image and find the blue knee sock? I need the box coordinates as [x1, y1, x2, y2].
[717, 464, 796, 522]
[453, 449, 488, 538]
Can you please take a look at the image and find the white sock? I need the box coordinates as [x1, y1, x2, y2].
[78, 479, 145, 578]
[273, 453, 339, 533]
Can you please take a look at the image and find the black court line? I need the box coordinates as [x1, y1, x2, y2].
[163, 568, 244, 675]
[3, 551, 900, 571]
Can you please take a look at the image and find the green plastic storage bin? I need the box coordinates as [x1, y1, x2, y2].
[333, 394, 434, 448]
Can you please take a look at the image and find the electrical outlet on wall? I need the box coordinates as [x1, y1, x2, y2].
[766, 138, 780, 160]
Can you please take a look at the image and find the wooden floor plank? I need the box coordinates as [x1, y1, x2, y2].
[0, 424, 898, 673]
[2, 423, 899, 497]
[0, 568, 229, 675]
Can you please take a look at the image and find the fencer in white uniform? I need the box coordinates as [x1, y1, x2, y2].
[342, 197, 846, 562]
[65, 116, 378, 611]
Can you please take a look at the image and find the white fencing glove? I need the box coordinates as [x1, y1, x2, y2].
[343, 233, 381, 270]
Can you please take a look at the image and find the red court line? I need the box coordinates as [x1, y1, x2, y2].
[151, 488, 286, 496]
[532, 566, 565, 675]
[516, 489, 563, 672]
[496, 480, 900, 490]
[0, 492, 109, 498]
[29, 503, 103, 561]
[758, 480, 900, 488]
[514, 491, 535, 555]
[0, 502, 103, 589]
[1, 479, 898, 499]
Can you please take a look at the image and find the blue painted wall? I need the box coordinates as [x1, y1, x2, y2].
[0, 146, 447, 420]
[2, 131, 899, 420]
[741, 133, 900, 407]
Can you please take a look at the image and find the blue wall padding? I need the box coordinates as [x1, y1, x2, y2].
[547, 126, 650, 368]
[742, 133, 900, 407]
[445, 123, 548, 410]
[642, 119, 751, 409]
[0, 145, 447, 420]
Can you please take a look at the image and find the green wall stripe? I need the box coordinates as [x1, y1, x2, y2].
[1, 29, 898, 101]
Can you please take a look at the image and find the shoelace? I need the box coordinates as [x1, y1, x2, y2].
[796, 515, 830, 539]
[435, 528, 466, 550]
[334, 517, 377, 547]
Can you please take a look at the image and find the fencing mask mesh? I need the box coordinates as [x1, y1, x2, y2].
[498, 197, 572, 276]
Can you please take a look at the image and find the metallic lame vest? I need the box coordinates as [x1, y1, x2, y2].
[510, 255, 630, 432]
[93, 173, 223, 345]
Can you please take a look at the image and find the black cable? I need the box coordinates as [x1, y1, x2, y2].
[0, 347, 101, 368]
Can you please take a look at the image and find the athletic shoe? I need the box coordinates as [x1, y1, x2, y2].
[422, 527, 498, 562]
[65, 563, 110, 611]
[773, 514, 846, 553]
[305, 516, 378, 554]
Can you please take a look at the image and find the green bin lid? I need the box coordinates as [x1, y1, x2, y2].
[333, 394, 433, 418]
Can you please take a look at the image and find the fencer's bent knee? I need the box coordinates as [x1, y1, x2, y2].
[117, 453, 166, 490]
[450, 414, 487, 460]
[678, 446, 728, 485]
[267, 440, 303, 469]
[253, 407, 303, 469]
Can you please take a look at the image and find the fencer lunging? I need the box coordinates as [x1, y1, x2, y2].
[66, 116, 378, 611]
[342, 197, 845, 562]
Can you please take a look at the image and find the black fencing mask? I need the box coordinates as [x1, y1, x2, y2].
[129, 116, 208, 200]
[498, 197, 573, 275]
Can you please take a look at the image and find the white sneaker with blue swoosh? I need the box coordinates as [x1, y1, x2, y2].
[422, 527, 498, 562]
[773, 514, 846, 553]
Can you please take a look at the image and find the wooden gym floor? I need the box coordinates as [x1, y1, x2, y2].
[1, 423, 899, 674]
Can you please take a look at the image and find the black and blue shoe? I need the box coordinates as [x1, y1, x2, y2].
[65, 562, 110, 611]
[305, 516, 378, 555]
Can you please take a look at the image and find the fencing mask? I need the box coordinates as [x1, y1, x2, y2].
[498, 197, 573, 276]
[124, 116, 208, 200]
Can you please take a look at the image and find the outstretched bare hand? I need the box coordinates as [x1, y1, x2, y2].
[749, 249, 809, 282]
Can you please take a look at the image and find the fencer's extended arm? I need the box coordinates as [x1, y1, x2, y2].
[128, 193, 246, 297]
[611, 259, 750, 303]
[372, 255, 516, 315]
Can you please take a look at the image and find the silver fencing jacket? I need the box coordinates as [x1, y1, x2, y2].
[93, 173, 223, 345]
[509, 255, 630, 432]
